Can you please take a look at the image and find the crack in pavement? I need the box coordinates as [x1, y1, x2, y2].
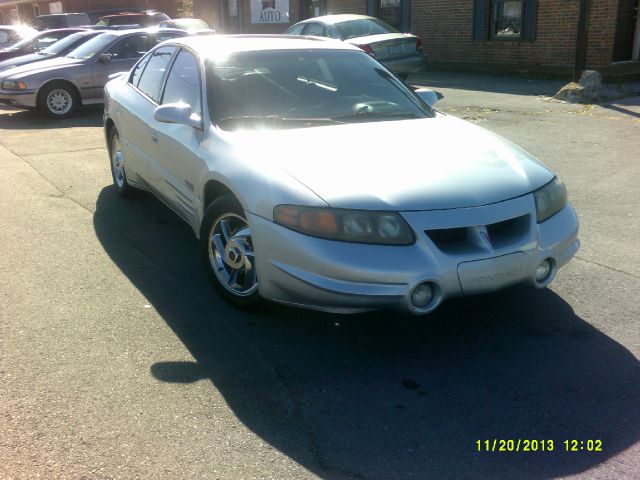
[574, 255, 640, 281]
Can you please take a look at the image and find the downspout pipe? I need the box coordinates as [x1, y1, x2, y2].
[574, 0, 591, 81]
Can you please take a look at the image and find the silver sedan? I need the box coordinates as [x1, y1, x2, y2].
[103, 36, 579, 315]
[0, 28, 188, 117]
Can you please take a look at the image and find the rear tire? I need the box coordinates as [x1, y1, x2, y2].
[38, 81, 78, 118]
[200, 195, 262, 310]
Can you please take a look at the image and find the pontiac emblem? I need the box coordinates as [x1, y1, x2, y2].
[478, 227, 492, 248]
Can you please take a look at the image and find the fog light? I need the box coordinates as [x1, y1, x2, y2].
[536, 259, 552, 282]
[411, 282, 434, 308]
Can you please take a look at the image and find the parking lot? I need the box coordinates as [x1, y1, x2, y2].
[1, 72, 639, 479]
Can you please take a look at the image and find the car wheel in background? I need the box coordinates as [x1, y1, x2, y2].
[200, 195, 262, 310]
[38, 81, 78, 118]
[109, 127, 136, 197]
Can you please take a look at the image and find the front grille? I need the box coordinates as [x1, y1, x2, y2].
[426, 214, 530, 253]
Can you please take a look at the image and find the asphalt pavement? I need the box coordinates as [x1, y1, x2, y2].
[1, 72, 639, 479]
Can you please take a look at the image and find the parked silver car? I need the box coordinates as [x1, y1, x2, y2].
[0, 28, 188, 117]
[103, 36, 579, 315]
[0, 30, 104, 73]
[285, 14, 426, 79]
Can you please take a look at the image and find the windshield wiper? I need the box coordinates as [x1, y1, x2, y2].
[219, 115, 344, 128]
[329, 111, 421, 122]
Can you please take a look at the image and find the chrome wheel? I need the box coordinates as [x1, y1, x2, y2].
[46, 88, 72, 115]
[208, 213, 258, 297]
[111, 134, 125, 188]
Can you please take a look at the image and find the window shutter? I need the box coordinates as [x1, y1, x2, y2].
[401, 0, 411, 32]
[473, 0, 487, 41]
[522, 0, 538, 40]
[367, 0, 376, 17]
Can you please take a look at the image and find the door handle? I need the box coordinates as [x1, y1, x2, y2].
[150, 131, 158, 143]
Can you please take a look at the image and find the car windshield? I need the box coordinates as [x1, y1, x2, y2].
[66, 33, 116, 59]
[42, 32, 93, 55]
[3, 34, 40, 51]
[206, 49, 431, 131]
[335, 18, 398, 39]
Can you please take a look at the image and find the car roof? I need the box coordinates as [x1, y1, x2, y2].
[0, 25, 32, 31]
[164, 34, 358, 57]
[35, 28, 88, 34]
[297, 14, 375, 25]
[100, 11, 164, 19]
[36, 13, 88, 18]
[95, 27, 187, 37]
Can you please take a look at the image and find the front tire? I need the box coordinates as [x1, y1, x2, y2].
[109, 127, 136, 197]
[200, 195, 261, 310]
[38, 81, 78, 118]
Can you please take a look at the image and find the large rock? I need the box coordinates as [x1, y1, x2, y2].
[579, 70, 602, 98]
[553, 70, 602, 103]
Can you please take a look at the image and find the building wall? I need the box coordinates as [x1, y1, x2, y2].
[325, 0, 366, 15]
[412, 0, 584, 68]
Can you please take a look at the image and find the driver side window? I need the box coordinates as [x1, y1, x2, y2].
[161, 49, 201, 114]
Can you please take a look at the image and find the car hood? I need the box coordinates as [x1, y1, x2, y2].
[230, 115, 554, 211]
[0, 53, 53, 72]
[0, 56, 83, 79]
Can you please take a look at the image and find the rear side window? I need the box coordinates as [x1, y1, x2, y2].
[285, 23, 305, 35]
[136, 46, 176, 102]
[162, 49, 201, 113]
[107, 35, 149, 60]
[130, 52, 152, 87]
[302, 23, 328, 37]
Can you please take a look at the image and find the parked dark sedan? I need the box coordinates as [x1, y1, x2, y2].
[96, 10, 170, 27]
[0, 30, 104, 73]
[34, 13, 91, 30]
[285, 14, 426, 79]
[0, 28, 86, 62]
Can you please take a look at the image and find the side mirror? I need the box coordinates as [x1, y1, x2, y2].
[415, 88, 440, 109]
[154, 103, 202, 129]
[98, 53, 112, 63]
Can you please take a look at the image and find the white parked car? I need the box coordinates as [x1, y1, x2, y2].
[102, 35, 579, 315]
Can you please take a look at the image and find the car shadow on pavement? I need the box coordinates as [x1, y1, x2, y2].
[409, 70, 566, 98]
[0, 107, 102, 129]
[94, 185, 640, 479]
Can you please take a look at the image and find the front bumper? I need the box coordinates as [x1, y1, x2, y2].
[0, 88, 38, 108]
[249, 194, 579, 315]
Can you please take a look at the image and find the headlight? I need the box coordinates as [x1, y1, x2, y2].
[1, 80, 27, 90]
[274, 205, 415, 245]
[533, 177, 567, 223]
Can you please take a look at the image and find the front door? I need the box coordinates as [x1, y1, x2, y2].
[150, 48, 205, 229]
[91, 34, 149, 101]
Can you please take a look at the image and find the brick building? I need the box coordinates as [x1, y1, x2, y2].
[1, 0, 638, 76]
[195, 0, 639, 75]
[0, 0, 180, 26]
